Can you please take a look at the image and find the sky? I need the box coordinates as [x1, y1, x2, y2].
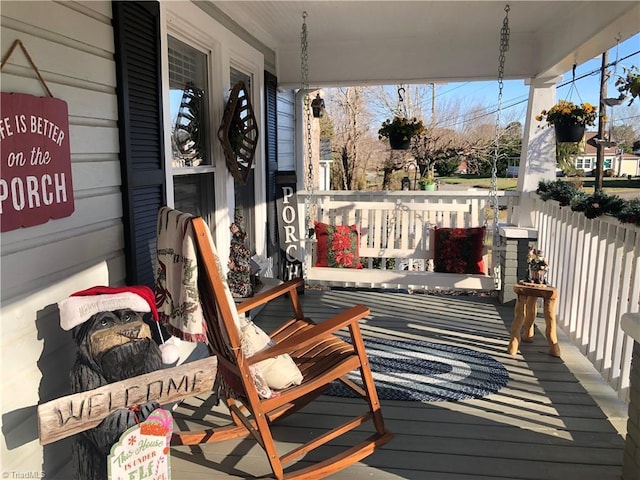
[431, 32, 640, 129]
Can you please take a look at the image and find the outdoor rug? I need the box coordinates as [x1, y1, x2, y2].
[325, 337, 509, 402]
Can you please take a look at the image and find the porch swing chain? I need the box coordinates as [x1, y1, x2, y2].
[300, 12, 315, 240]
[489, 4, 510, 241]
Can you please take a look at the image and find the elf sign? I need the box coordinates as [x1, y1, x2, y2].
[0, 92, 74, 232]
[108, 408, 173, 480]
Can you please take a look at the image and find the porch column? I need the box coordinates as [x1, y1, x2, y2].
[512, 77, 561, 227]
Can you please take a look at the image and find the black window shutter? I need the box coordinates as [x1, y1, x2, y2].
[112, 1, 166, 287]
[264, 70, 279, 256]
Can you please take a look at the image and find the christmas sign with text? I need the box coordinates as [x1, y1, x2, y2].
[0, 92, 74, 232]
[108, 408, 173, 480]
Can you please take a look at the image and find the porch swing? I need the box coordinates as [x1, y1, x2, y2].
[301, 6, 512, 292]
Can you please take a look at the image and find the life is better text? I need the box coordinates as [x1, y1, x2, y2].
[0, 92, 74, 232]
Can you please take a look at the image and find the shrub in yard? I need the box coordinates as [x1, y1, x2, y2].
[435, 158, 461, 177]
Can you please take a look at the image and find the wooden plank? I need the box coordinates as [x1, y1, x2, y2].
[400, 209, 409, 251]
[601, 224, 624, 376]
[307, 268, 495, 290]
[170, 289, 627, 480]
[587, 221, 608, 364]
[37, 356, 217, 445]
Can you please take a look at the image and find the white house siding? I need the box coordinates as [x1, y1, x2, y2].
[0, 1, 122, 477]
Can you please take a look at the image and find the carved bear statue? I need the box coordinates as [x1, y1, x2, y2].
[58, 286, 165, 480]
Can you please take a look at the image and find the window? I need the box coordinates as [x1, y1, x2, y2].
[576, 157, 593, 170]
[168, 36, 215, 223]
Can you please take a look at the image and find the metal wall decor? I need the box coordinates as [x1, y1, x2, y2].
[218, 81, 258, 185]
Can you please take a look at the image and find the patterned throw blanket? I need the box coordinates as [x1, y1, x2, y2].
[155, 207, 207, 342]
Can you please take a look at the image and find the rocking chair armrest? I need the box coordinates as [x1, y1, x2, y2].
[236, 279, 304, 315]
[247, 304, 370, 365]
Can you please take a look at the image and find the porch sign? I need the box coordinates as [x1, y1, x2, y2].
[275, 172, 303, 281]
[108, 408, 172, 480]
[37, 356, 217, 446]
[0, 92, 74, 232]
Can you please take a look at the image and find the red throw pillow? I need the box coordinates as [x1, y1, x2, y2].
[314, 221, 363, 269]
[433, 226, 486, 274]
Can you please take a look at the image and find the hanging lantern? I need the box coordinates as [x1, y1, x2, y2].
[311, 93, 325, 118]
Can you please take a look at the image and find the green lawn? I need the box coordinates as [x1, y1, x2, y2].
[438, 175, 518, 190]
[438, 174, 640, 197]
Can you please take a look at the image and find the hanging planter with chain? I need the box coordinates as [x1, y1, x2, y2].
[536, 63, 597, 144]
[378, 88, 425, 150]
[536, 99, 596, 143]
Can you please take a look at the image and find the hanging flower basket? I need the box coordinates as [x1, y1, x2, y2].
[388, 132, 411, 150]
[615, 66, 640, 106]
[378, 116, 424, 150]
[536, 100, 596, 143]
[554, 123, 585, 143]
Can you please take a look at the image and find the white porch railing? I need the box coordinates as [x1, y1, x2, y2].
[532, 196, 640, 402]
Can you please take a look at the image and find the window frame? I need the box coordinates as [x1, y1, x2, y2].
[160, 2, 267, 266]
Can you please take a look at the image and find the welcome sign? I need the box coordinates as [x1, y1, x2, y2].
[0, 92, 74, 232]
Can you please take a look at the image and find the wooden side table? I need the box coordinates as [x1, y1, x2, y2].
[507, 283, 561, 358]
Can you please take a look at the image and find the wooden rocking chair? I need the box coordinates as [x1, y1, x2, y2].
[170, 210, 393, 479]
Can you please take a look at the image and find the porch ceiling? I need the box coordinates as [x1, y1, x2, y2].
[211, 1, 639, 88]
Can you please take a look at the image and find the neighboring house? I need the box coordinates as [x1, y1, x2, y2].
[577, 132, 640, 176]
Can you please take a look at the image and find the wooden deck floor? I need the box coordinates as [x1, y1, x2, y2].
[170, 289, 629, 480]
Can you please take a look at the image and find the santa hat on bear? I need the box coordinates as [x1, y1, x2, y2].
[58, 285, 158, 330]
[58, 285, 179, 364]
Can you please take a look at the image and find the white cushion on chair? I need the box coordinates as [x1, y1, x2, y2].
[192, 217, 302, 396]
[241, 319, 303, 390]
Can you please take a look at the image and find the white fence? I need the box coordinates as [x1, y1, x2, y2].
[532, 197, 640, 402]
